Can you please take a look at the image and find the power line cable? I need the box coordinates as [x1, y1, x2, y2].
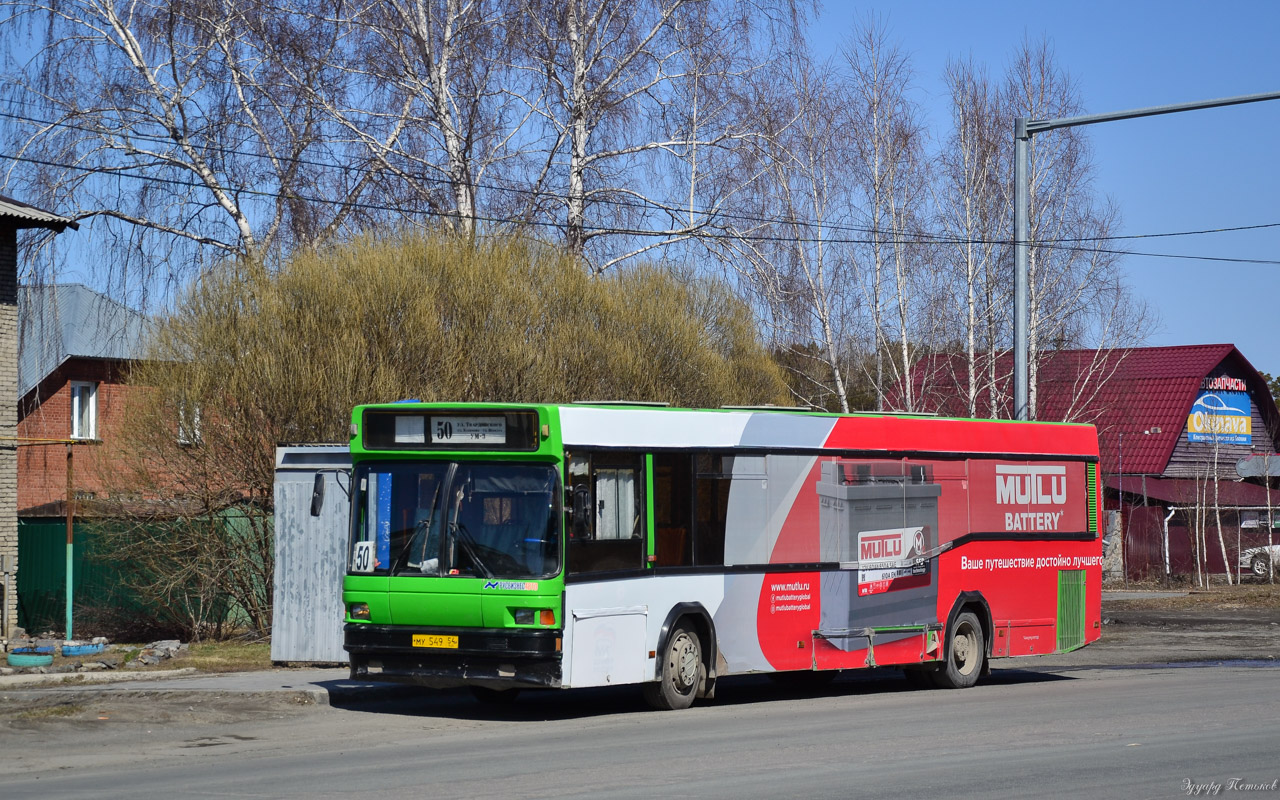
[0, 106, 783, 230]
[3, 150, 1279, 265]
[5, 106, 1280, 247]
[1, 105, 983, 242]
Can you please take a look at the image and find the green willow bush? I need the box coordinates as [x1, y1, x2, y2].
[92, 233, 788, 638]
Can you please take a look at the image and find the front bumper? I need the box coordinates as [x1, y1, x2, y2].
[344, 624, 563, 690]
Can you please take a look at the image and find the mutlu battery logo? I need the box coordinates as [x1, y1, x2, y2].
[995, 465, 1068, 531]
[857, 528, 924, 566]
[860, 531, 903, 561]
[995, 465, 1067, 505]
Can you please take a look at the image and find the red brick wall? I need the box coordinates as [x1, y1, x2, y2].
[18, 358, 139, 513]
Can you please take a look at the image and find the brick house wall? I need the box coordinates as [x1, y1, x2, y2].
[18, 358, 136, 513]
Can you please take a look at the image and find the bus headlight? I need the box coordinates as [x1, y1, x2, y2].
[513, 608, 535, 625]
[349, 602, 371, 621]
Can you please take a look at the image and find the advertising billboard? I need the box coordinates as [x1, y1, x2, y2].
[1187, 390, 1252, 445]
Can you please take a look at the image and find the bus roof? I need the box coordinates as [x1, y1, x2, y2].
[352, 402, 1099, 460]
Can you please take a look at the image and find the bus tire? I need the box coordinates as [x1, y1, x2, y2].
[470, 686, 520, 704]
[644, 624, 704, 711]
[933, 611, 984, 689]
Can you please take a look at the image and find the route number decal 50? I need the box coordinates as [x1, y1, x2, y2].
[352, 541, 375, 573]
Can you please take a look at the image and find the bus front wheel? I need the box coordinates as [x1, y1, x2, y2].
[644, 625, 704, 710]
[932, 611, 985, 689]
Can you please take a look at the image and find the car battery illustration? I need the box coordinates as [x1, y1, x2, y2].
[817, 460, 942, 650]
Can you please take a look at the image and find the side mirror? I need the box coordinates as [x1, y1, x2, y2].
[571, 484, 592, 540]
[310, 473, 326, 517]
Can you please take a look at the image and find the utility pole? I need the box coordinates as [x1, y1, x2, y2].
[1012, 90, 1280, 420]
[66, 443, 74, 640]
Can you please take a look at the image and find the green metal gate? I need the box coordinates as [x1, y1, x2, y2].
[16, 519, 138, 635]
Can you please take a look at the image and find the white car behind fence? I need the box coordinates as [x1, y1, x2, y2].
[1239, 545, 1280, 578]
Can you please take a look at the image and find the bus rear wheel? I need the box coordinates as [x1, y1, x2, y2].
[644, 625, 704, 710]
[932, 611, 985, 689]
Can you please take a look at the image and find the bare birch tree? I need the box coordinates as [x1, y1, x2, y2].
[937, 57, 1009, 418]
[1, 8, 1162, 417]
[715, 46, 859, 411]
[1266, 454, 1275, 585]
[1209, 408, 1234, 585]
[0, 0, 376, 281]
[512, 0, 796, 271]
[843, 20, 929, 411]
[319, 0, 539, 236]
[925, 39, 1152, 421]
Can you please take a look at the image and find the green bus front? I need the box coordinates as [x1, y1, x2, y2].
[343, 404, 567, 690]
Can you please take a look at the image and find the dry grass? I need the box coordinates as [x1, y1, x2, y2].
[15, 703, 84, 720]
[175, 642, 273, 673]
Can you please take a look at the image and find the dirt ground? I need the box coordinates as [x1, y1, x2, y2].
[1103, 581, 1280, 611]
[1021, 584, 1280, 669]
[0, 688, 320, 728]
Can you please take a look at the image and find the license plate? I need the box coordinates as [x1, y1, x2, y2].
[412, 634, 458, 649]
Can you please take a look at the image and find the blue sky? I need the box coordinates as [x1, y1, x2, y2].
[810, 0, 1280, 377]
[16, 2, 1278, 378]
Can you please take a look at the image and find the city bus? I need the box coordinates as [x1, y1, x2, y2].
[342, 401, 1101, 710]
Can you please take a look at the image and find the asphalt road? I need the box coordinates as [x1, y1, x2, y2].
[2, 661, 1277, 800]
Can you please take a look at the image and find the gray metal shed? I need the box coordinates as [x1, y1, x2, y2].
[272, 445, 351, 663]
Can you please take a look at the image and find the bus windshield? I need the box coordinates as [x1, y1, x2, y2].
[351, 462, 561, 579]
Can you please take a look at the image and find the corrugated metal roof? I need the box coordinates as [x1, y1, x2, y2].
[18, 284, 152, 398]
[0, 194, 78, 232]
[900, 344, 1280, 475]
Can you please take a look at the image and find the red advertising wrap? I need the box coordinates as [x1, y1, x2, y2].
[967, 460, 1089, 534]
[754, 454, 1095, 671]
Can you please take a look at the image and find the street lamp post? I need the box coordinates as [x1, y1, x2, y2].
[1012, 90, 1280, 421]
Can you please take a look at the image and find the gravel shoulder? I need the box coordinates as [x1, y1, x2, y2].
[1015, 587, 1280, 669]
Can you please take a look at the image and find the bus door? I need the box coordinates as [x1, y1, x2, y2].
[562, 450, 650, 687]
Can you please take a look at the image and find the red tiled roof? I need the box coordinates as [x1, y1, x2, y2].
[897, 344, 1280, 475]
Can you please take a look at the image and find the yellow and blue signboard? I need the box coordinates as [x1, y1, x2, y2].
[1187, 391, 1252, 445]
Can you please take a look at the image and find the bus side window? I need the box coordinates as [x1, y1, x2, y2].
[694, 454, 729, 566]
[652, 453, 693, 566]
[567, 452, 646, 575]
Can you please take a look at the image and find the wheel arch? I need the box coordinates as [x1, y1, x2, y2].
[654, 602, 718, 682]
[943, 591, 993, 657]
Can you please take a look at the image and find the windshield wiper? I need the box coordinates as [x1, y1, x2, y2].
[398, 519, 427, 569]
[449, 521, 492, 578]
